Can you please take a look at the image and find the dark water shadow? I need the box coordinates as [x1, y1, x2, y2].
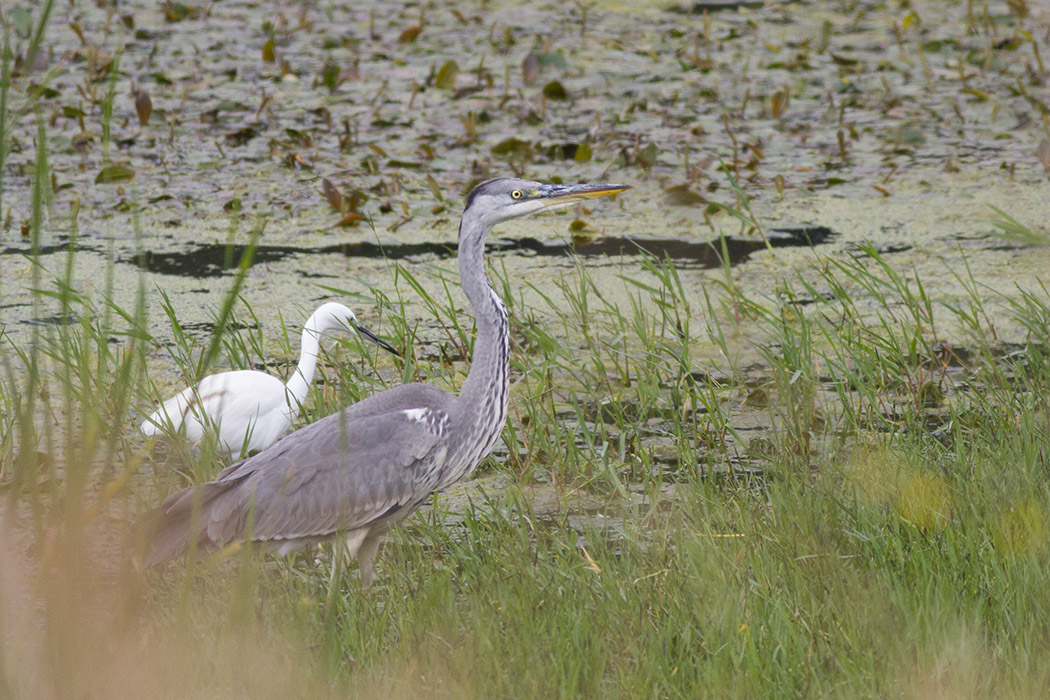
[127, 227, 836, 279]
[1, 242, 85, 257]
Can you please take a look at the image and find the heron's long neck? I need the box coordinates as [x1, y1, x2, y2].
[284, 326, 322, 417]
[456, 215, 509, 436]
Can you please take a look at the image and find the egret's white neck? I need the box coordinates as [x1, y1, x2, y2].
[285, 321, 324, 416]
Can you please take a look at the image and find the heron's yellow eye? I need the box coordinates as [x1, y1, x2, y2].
[511, 190, 522, 199]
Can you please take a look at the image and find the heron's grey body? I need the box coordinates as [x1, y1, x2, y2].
[144, 178, 629, 586]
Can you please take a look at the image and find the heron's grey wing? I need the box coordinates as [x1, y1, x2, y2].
[144, 383, 452, 564]
[202, 406, 447, 546]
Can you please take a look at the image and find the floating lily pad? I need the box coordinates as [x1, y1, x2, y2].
[95, 163, 135, 183]
[27, 84, 60, 100]
[435, 60, 459, 90]
[636, 142, 659, 169]
[225, 127, 259, 146]
[9, 7, 33, 37]
[535, 52, 568, 69]
[542, 80, 568, 100]
[491, 138, 533, 158]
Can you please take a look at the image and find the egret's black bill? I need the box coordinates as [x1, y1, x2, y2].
[355, 323, 400, 356]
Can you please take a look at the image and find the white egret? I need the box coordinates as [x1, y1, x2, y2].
[140, 302, 398, 458]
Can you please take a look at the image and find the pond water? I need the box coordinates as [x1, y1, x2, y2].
[1, 0, 1046, 349]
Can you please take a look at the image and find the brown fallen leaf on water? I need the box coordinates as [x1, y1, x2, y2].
[1036, 139, 1050, 173]
[134, 88, 152, 125]
[398, 25, 422, 42]
[335, 211, 364, 227]
[389, 215, 413, 232]
[344, 59, 361, 82]
[773, 174, 785, 196]
[321, 178, 344, 211]
[284, 152, 311, 169]
[522, 52, 539, 85]
[425, 174, 444, 201]
[322, 180, 370, 225]
[770, 86, 789, 119]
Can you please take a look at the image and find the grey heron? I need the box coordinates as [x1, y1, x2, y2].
[143, 178, 630, 588]
[140, 302, 397, 459]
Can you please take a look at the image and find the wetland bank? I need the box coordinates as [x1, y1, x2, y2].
[3, 0, 1050, 697]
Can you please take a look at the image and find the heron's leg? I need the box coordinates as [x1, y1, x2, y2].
[326, 530, 368, 608]
[355, 531, 382, 588]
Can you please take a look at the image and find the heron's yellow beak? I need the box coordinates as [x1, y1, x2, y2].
[535, 182, 631, 207]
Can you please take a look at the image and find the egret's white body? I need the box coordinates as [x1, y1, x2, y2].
[140, 302, 395, 458]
